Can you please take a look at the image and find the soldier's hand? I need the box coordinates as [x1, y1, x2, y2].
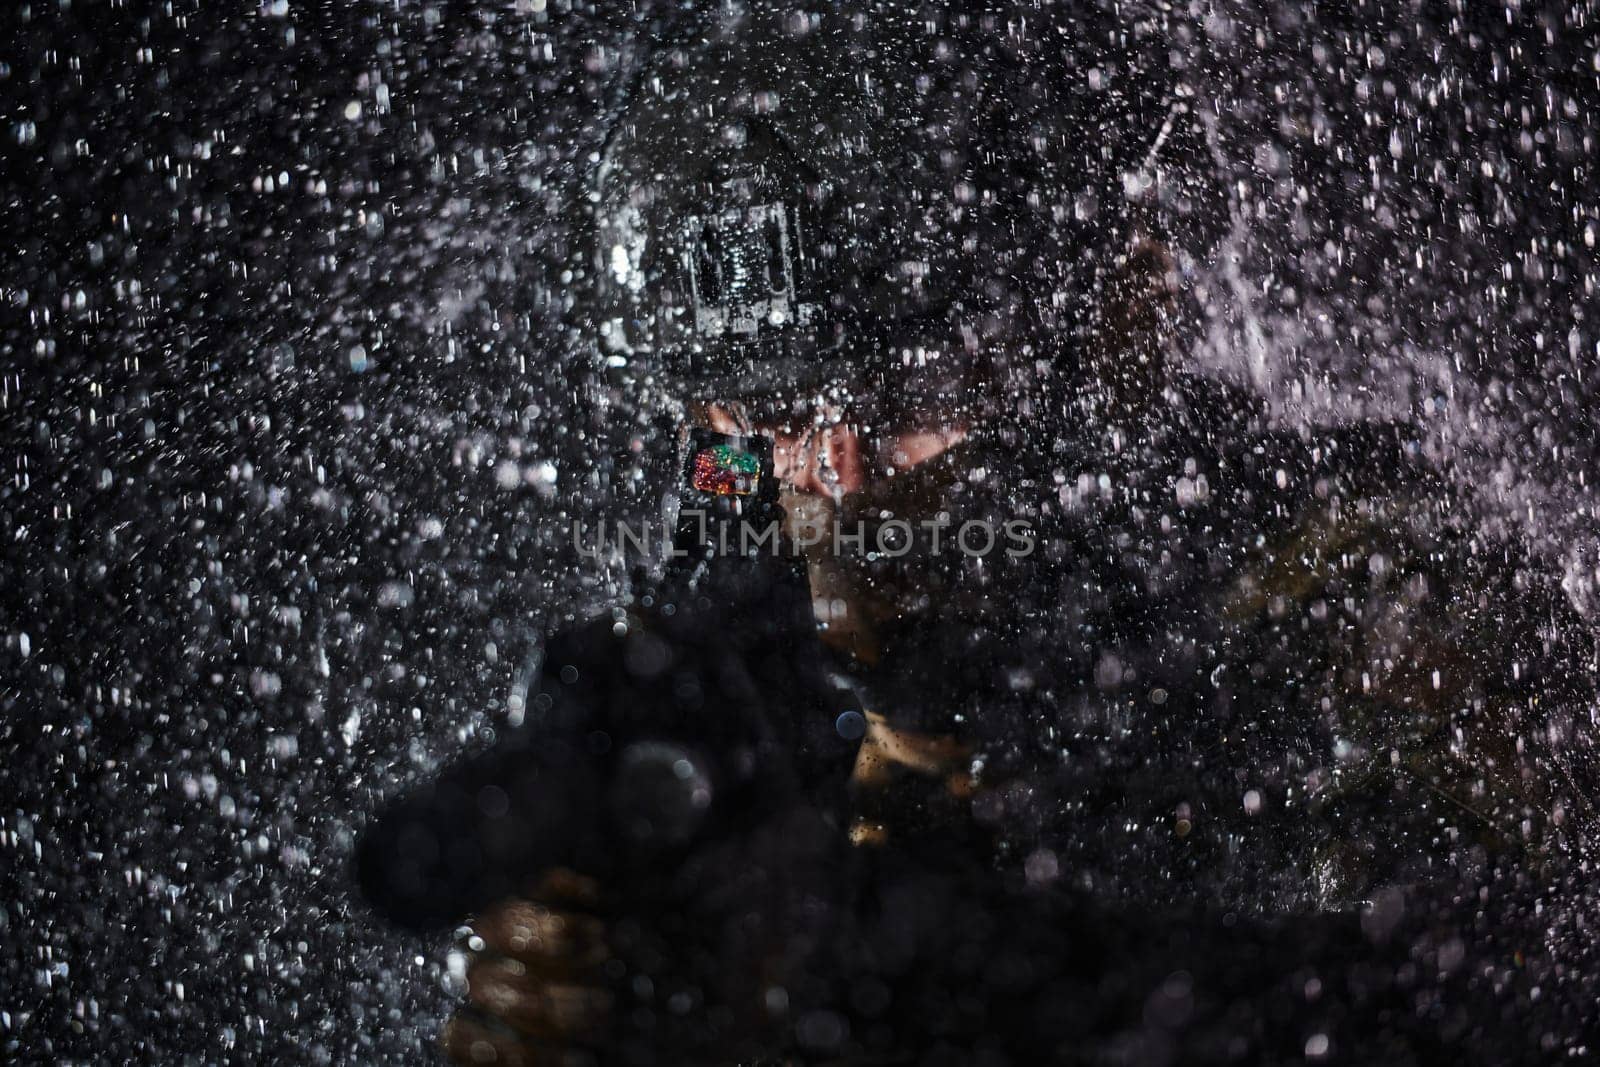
[434, 714, 983, 1065]
[847, 711, 979, 847]
[442, 871, 613, 1067]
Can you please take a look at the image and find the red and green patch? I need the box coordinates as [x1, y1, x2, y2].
[690, 444, 761, 496]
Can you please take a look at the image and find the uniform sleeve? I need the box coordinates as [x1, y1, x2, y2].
[1222, 480, 1600, 905]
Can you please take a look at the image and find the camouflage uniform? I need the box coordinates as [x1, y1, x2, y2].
[382, 370, 1600, 1063]
[841, 372, 1599, 917]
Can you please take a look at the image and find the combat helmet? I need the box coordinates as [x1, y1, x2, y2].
[583, 1, 1209, 416]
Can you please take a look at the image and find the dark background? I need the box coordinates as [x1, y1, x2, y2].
[3, 1, 1597, 1062]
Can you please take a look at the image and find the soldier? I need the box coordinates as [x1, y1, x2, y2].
[359, 2, 1600, 1062]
